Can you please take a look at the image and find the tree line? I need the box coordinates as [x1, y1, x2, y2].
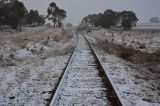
[22, 10, 45, 27]
[150, 17, 160, 23]
[82, 9, 138, 30]
[47, 2, 66, 28]
[0, 0, 45, 31]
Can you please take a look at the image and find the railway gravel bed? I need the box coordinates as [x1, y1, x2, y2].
[50, 35, 122, 106]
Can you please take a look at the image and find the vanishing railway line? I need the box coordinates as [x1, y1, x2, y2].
[49, 34, 124, 106]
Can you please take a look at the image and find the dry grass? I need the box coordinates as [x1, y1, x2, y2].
[0, 59, 15, 67]
[0, 27, 74, 67]
[19, 42, 27, 49]
[91, 33, 160, 64]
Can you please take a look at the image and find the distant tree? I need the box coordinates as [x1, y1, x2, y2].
[82, 9, 115, 28]
[47, 2, 57, 28]
[14, 0, 27, 31]
[27, 10, 35, 26]
[9, 0, 27, 31]
[82, 16, 88, 25]
[102, 9, 116, 28]
[37, 15, 45, 25]
[57, 8, 66, 28]
[150, 17, 160, 23]
[121, 11, 138, 30]
[22, 9, 45, 26]
[0, 0, 27, 31]
[0, 2, 8, 25]
[94, 13, 103, 27]
[82, 14, 99, 27]
[122, 18, 132, 30]
[82, 9, 138, 30]
[47, 2, 66, 28]
[66, 23, 73, 28]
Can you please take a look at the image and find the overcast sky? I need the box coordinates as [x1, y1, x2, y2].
[19, 0, 160, 25]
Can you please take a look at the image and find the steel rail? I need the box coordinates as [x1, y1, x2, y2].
[84, 35, 125, 106]
[49, 33, 79, 106]
[49, 30, 125, 106]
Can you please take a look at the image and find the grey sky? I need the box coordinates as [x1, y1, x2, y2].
[20, 0, 160, 25]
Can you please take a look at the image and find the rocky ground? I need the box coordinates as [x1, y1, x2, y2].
[0, 26, 76, 106]
[85, 28, 160, 106]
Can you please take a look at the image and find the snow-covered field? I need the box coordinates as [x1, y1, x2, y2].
[85, 28, 160, 106]
[0, 27, 76, 105]
[87, 29, 160, 54]
[0, 26, 160, 106]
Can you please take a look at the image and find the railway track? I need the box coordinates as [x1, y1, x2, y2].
[49, 34, 124, 106]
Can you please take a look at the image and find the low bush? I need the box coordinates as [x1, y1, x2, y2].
[118, 47, 133, 60]
[19, 42, 27, 49]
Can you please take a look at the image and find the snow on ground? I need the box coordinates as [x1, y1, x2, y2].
[0, 55, 70, 106]
[0, 26, 76, 105]
[101, 55, 160, 106]
[52, 35, 111, 106]
[88, 29, 160, 54]
[85, 28, 160, 106]
[16, 49, 33, 58]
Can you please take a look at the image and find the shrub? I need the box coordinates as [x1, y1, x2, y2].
[138, 43, 146, 49]
[119, 47, 133, 60]
[19, 42, 27, 48]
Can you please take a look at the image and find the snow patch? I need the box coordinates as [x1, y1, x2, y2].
[16, 49, 33, 58]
